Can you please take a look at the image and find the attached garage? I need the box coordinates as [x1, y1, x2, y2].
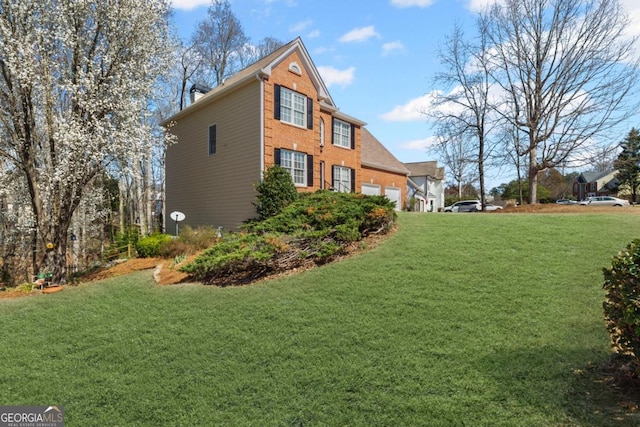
[385, 186, 402, 211]
[361, 183, 381, 196]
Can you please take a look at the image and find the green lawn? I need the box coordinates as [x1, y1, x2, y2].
[1, 212, 639, 426]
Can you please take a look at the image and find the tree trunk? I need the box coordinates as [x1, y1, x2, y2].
[478, 134, 485, 210]
[528, 143, 538, 204]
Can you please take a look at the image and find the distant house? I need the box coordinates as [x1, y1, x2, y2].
[404, 161, 446, 212]
[162, 37, 408, 233]
[573, 170, 619, 200]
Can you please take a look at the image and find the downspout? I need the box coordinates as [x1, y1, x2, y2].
[257, 73, 266, 177]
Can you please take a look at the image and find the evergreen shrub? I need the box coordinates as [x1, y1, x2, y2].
[181, 191, 396, 285]
[254, 165, 298, 220]
[603, 239, 640, 370]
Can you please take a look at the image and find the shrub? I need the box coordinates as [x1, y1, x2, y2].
[181, 190, 397, 286]
[159, 225, 220, 258]
[179, 233, 283, 285]
[602, 239, 640, 370]
[254, 165, 299, 220]
[246, 191, 396, 241]
[136, 233, 173, 258]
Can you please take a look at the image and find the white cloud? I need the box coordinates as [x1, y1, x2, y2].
[621, 0, 640, 37]
[308, 29, 321, 38]
[467, 0, 504, 12]
[382, 41, 405, 56]
[400, 136, 438, 150]
[380, 93, 436, 122]
[317, 66, 356, 87]
[170, 0, 210, 10]
[339, 26, 380, 43]
[289, 19, 312, 33]
[390, 0, 436, 7]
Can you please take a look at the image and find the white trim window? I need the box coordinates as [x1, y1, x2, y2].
[280, 149, 307, 186]
[280, 87, 306, 127]
[333, 119, 351, 148]
[333, 165, 352, 193]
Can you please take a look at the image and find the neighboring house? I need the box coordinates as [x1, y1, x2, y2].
[162, 37, 408, 233]
[404, 161, 446, 212]
[573, 170, 619, 201]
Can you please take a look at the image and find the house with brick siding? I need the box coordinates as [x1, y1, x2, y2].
[162, 37, 408, 233]
[572, 170, 619, 201]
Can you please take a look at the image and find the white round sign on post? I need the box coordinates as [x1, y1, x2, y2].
[170, 211, 185, 235]
[170, 211, 185, 222]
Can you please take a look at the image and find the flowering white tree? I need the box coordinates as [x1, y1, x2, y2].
[0, 0, 173, 283]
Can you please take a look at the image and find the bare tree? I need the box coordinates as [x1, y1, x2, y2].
[192, 0, 249, 87]
[0, 0, 173, 283]
[238, 37, 286, 68]
[484, 0, 639, 203]
[590, 145, 618, 173]
[431, 24, 499, 209]
[430, 133, 477, 199]
[177, 42, 204, 111]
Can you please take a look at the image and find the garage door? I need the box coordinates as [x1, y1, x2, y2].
[361, 183, 381, 196]
[385, 187, 402, 211]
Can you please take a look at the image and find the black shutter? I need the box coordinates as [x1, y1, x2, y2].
[307, 155, 314, 187]
[274, 148, 281, 166]
[331, 119, 335, 145]
[274, 84, 281, 120]
[350, 124, 355, 149]
[307, 97, 313, 130]
[350, 168, 356, 192]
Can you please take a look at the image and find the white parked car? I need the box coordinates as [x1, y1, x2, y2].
[579, 196, 630, 207]
[444, 200, 482, 212]
[484, 204, 503, 211]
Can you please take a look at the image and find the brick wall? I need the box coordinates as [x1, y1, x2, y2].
[264, 51, 360, 192]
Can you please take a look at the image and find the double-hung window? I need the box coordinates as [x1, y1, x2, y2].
[280, 149, 307, 186]
[332, 166, 352, 193]
[333, 119, 352, 148]
[280, 87, 306, 127]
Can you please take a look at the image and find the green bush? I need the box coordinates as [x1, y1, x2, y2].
[179, 233, 283, 285]
[136, 233, 173, 258]
[247, 191, 396, 241]
[181, 191, 397, 286]
[602, 239, 640, 369]
[254, 165, 299, 220]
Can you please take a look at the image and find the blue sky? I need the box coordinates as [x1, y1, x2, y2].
[169, 0, 640, 189]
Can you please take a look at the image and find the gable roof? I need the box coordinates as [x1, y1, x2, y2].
[162, 37, 341, 126]
[578, 170, 617, 184]
[360, 128, 410, 175]
[404, 161, 445, 180]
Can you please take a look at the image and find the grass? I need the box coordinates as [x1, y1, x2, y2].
[1, 211, 639, 426]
